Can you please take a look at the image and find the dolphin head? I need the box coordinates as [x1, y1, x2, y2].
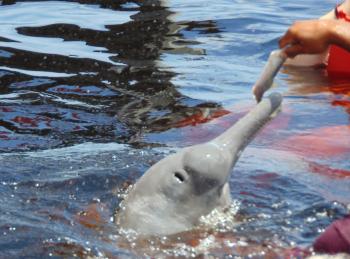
[116, 142, 232, 236]
[116, 93, 282, 236]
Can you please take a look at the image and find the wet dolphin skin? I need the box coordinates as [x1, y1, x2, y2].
[116, 93, 283, 236]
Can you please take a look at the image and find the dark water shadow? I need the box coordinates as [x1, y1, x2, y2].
[0, 0, 227, 152]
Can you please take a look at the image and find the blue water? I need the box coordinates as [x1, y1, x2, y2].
[0, 0, 349, 257]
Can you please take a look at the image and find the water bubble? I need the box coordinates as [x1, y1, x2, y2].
[129, 80, 137, 85]
[317, 228, 325, 234]
[225, 240, 236, 248]
[258, 213, 271, 219]
[101, 80, 111, 85]
[9, 227, 16, 232]
[160, 236, 168, 245]
[92, 198, 101, 203]
[271, 202, 283, 209]
[237, 240, 248, 246]
[316, 211, 327, 218]
[305, 217, 316, 223]
[198, 200, 240, 232]
[96, 251, 104, 257]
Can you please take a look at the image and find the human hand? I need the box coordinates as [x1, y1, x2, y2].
[279, 20, 336, 58]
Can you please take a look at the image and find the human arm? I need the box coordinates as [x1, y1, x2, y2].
[279, 19, 350, 58]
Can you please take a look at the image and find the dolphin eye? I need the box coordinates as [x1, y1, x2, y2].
[174, 172, 185, 183]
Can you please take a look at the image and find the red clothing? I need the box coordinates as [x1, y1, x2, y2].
[327, 6, 350, 74]
[313, 215, 350, 254]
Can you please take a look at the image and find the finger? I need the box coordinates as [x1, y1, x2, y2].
[279, 30, 294, 49]
[284, 44, 304, 58]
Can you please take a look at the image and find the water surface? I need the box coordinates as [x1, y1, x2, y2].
[0, 0, 349, 257]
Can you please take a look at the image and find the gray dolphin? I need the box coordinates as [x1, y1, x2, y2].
[116, 92, 282, 236]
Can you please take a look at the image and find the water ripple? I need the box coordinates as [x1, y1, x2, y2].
[0, 0, 349, 257]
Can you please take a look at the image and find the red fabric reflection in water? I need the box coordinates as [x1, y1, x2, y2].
[175, 108, 231, 128]
[327, 82, 350, 96]
[327, 81, 350, 113]
[11, 115, 52, 128]
[1, 107, 13, 112]
[251, 172, 279, 188]
[0, 131, 10, 140]
[278, 125, 350, 158]
[12, 116, 38, 127]
[177, 102, 290, 146]
[276, 125, 350, 179]
[76, 203, 110, 229]
[308, 162, 350, 179]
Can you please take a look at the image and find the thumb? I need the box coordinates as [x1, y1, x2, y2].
[284, 44, 304, 58]
[279, 31, 294, 49]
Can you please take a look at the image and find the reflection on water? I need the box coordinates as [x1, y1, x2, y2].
[0, 0, 226, 151]
[283, 65, 350, 115]
[1, 0, 350, 257]
[0, 1, 136, 64]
